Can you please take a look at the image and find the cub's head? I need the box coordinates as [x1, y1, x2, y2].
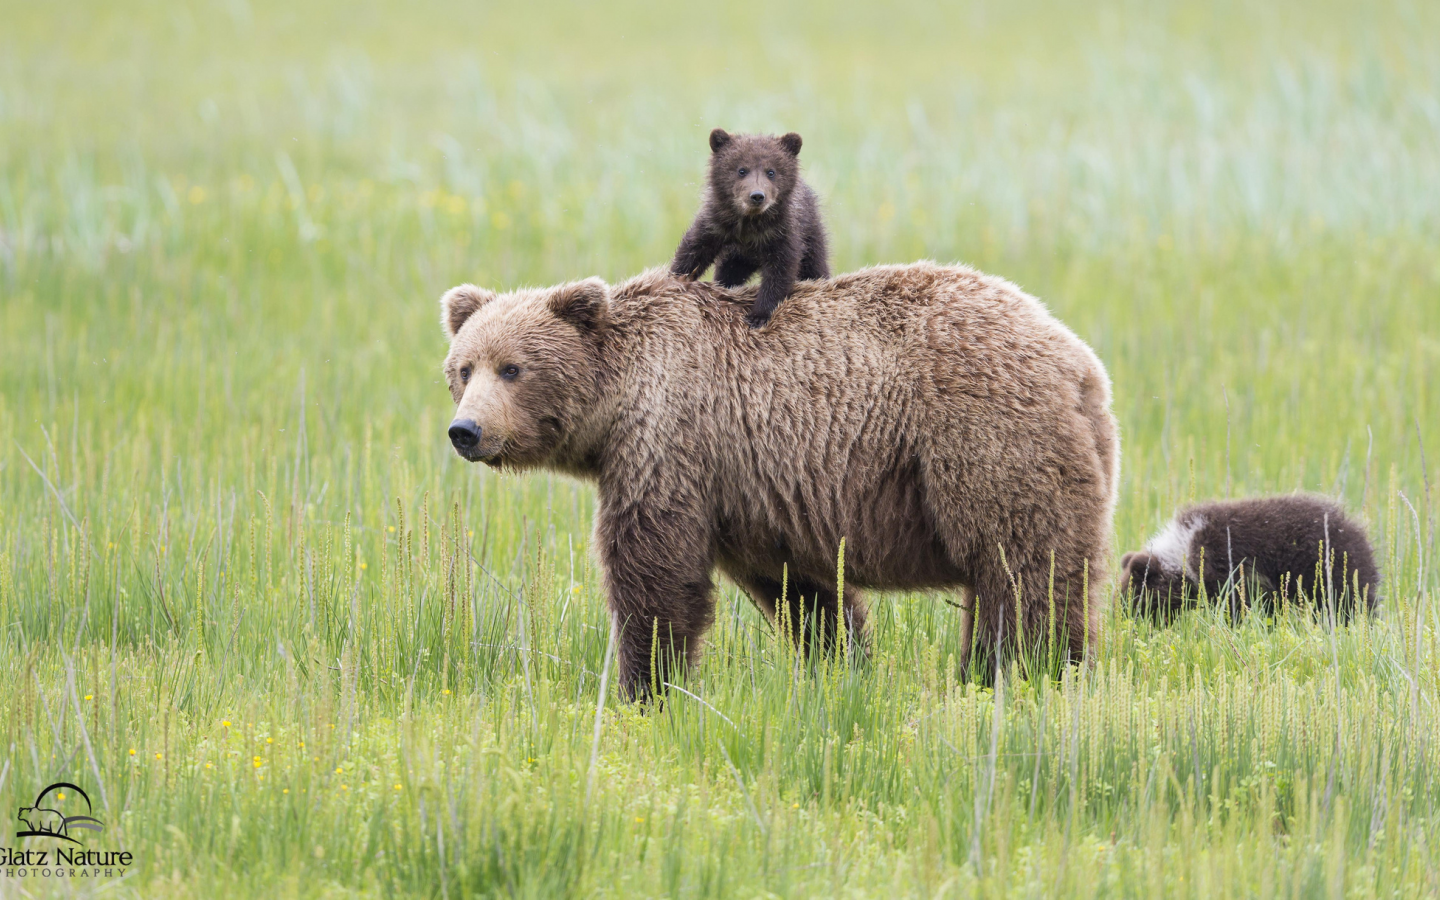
[1118, 551, 1189, 621]
[706, 129, 803, 218]
[440, 278, 608, 469]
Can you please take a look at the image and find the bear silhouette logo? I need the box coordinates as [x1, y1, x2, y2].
[15, 782, 104, 844]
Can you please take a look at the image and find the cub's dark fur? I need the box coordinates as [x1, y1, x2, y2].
[1121, 495, 1380, 621]
[671, 129, 829, 328]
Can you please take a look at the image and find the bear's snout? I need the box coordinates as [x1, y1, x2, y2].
[448, 418, 482, 454]
[748, 190, 766, 205]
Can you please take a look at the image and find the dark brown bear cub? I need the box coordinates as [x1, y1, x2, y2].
[1121, 495, 1380, 622]
[671, 128, 829, 328]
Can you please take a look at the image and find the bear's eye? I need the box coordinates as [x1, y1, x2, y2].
[737, 168, 747, 177]
[500, 364, 520, 381]
[766, 169, 775, 178]
[459, 366, 471, 383]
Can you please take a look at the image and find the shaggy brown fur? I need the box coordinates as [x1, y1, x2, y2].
[671, 129, 829, 328]
[1120, 495, 1380, 622]
[441, 263, 1120, 701]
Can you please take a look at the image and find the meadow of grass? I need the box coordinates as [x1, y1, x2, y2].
[1, 0, 1439, 896]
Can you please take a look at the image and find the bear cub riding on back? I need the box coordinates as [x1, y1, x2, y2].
[671, 129, 829, 328]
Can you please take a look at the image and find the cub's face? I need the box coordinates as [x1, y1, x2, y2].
[1118, 551, 1189, 620]
[439, 279, 607, 469]
[707, 129, 802, 218]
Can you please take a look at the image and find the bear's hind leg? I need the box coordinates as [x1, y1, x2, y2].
[966, 548, 1102, 681]
[714, 250, 760, 288]
[797, 240, 829, 281]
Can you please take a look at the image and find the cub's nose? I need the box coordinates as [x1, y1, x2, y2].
[448, 418, 481, 450]
[749, 191, 766, 205]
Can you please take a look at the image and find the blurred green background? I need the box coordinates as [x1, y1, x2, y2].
[1, 1, 1438, 896]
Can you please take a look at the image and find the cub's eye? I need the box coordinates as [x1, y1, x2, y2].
[459, 366, 471, 383]
[737, 168, 747, 177]
[766, 169, 775, 178]
[500, 364, 520, 381]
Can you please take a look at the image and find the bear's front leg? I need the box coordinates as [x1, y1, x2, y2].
[671, 224, 724, 281]
[595, 495, 716, 702]
[747, 239, 802, 328]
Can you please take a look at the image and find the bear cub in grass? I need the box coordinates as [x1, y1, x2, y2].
[671, 129, 829, 328]
[1121, 495, 1380, 621]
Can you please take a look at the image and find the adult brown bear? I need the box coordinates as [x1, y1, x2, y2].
[440, 264, 1119, 700]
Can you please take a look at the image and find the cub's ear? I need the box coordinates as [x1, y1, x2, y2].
[709, 128, 732, 153]
[440, 284, 496, 340]
[779, 132, 802, 157]
[1119, 552, 1152, 589]
[548, 277, 608, 332]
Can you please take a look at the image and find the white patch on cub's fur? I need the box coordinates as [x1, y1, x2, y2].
[1144, 512, 1207, 580]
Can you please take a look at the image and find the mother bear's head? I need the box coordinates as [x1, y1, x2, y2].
[440, 278, 610, 469]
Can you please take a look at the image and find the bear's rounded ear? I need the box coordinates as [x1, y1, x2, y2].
[548, 277, 608, 333]
[1120, 552, 1155, 588]
[440, 284, 496, 340]
[709, 128, 732, 153]
[779, 132, 802, 157]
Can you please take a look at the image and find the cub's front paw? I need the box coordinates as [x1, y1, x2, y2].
[745, 308, 773, 329]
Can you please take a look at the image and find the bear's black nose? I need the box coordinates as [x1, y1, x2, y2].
[749, 191, 765, 204]
[448, 418, 481, 450]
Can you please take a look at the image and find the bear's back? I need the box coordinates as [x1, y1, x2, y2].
[604, 263, 1106, 421]
[602, 263, 1113, 502]
[606, 262, 1089, 362]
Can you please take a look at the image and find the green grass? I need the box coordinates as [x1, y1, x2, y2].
[2, 0, 1439, 896]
